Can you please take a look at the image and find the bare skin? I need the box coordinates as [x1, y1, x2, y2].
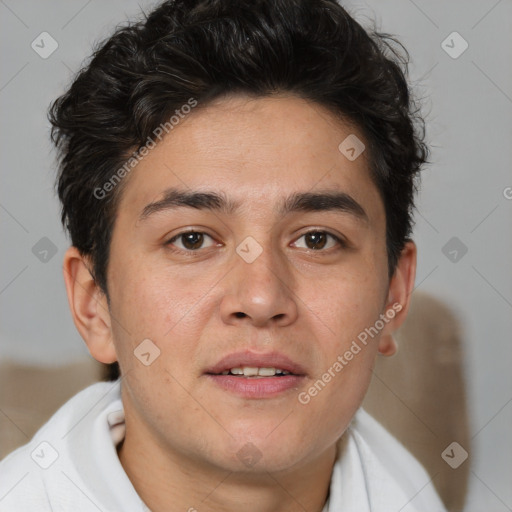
[63, 94, 416, 512]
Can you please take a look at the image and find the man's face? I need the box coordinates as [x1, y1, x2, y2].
[105, 94, 393, 473]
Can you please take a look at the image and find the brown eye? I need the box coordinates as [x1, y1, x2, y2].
[168, 231, 215, 251]
[305, 232, 328, 250]
[293, 231, 343, 251]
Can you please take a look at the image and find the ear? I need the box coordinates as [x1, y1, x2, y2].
[378, 241, 417, 357]
[62, 246, 117, 364]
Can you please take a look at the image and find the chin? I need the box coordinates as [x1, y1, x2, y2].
[210, 425, 317, 474]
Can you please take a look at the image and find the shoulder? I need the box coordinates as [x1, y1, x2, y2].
[341, 408, 447, 512]
[0, 381, 121, 512]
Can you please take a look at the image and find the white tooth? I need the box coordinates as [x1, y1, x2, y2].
[230, 368, 244, 375]
[258, 367, 277, 376]
[242, 367, 259, 377]
[282, 370, 290, 375]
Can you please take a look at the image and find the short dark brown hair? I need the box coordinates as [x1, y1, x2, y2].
[50, 0, 428, 296]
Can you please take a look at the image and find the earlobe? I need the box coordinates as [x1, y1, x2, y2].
[378, 334, 397, 356]
[62, 246, 117, 364]
[378, 241, 417, 356]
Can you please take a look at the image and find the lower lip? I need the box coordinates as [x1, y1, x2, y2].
[206, 374, 305, 399]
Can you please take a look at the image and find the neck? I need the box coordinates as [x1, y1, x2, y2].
[118, 417, 337, 512]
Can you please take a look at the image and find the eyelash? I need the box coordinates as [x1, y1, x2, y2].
[165, 229, 347, 254]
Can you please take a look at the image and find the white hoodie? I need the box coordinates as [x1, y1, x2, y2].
[0, 380, 446, 511]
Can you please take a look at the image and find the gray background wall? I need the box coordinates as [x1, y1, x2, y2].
[1, 1, 511, 510]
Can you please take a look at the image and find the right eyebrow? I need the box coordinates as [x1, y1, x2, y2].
[139, 188, 240, 222]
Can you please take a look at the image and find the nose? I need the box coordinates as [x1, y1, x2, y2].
[219, 243, 299, 328]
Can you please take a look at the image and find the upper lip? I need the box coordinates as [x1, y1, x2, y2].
[206, 351, 307, 376]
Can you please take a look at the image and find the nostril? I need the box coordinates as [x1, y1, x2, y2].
[234, 312, 246, 318]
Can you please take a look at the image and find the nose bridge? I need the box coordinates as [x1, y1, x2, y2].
[220, 235, 298, 327]
[239, 239, 286, 292]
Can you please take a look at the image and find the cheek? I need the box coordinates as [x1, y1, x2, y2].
[303, 264, 387, 348]
[108, 258, 217, 368]
[298, 301, 381, 444]
[111, 257, 190, 328]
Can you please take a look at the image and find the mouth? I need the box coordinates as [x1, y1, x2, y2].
[205, 351, 307, 399]
[215, 366, 294, 377]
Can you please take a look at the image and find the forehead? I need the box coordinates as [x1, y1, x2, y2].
[117, 94, 383, 223]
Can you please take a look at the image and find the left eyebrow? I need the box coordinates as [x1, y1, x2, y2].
[138, 187, 368, 224]
[279, 191, 368, 223]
